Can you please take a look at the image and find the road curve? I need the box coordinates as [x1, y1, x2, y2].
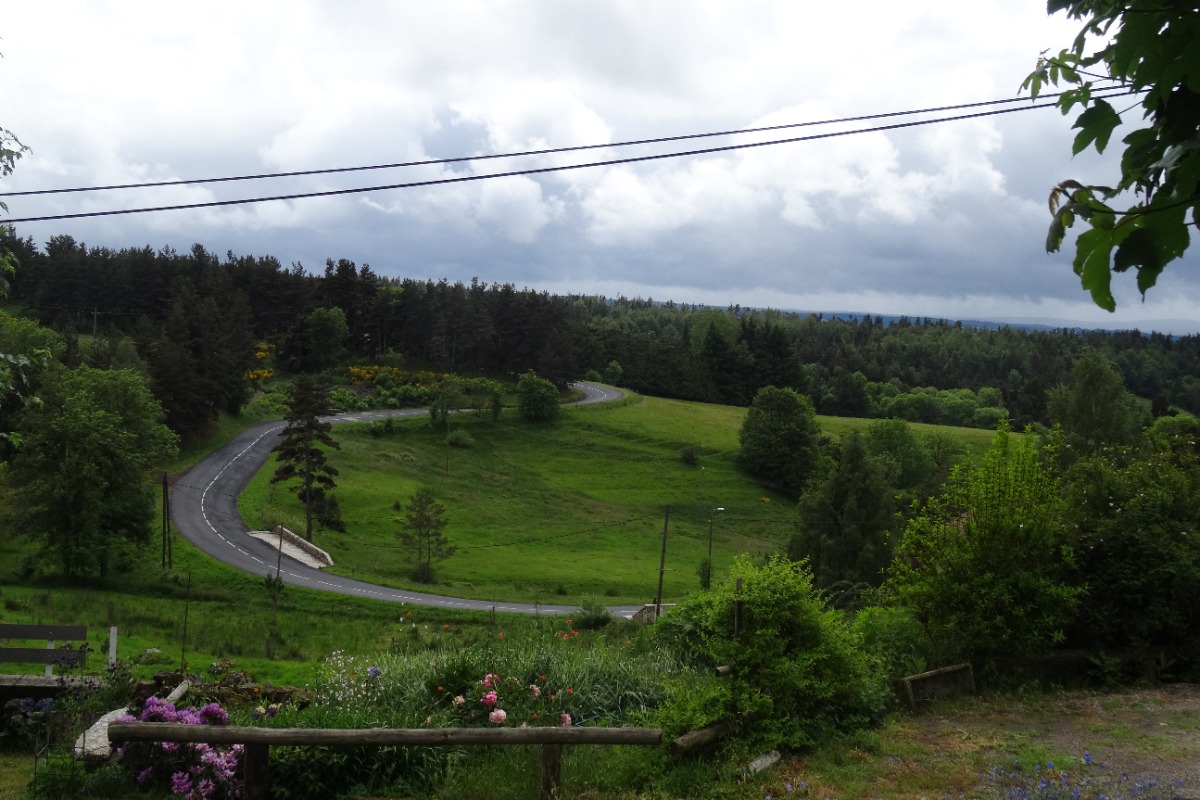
[170, 382, 641, 616]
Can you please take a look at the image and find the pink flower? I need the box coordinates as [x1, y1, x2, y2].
[482, 673, 496, 688]
[530, 685, 541, 699]
[481, 690, 498, 708]
[489, 708, 507, 725]
[453, 695, 466, 707]
[561, 713, 572, 727]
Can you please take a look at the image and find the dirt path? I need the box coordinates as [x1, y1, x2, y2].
[910, 685, 1200, 797]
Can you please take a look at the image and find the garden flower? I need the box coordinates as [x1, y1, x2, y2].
[481, 691, 498, 708]
[170, 771, 192, 795]
[367, 666, 381, 680]
[453, 695, 466, 707]
[137, 767, 153, 785]
[489, 709, 507, 725]
[530, 685, 541, 699]
[561, 713, 572, 727]
[483, 673, 496, 688]
[252, 706, 266, 720]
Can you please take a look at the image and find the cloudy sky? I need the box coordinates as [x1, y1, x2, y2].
[3, 2, 1198, 333]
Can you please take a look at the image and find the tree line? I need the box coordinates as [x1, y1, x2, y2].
[5, 233, 1200, 442]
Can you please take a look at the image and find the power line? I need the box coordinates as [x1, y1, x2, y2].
[1, 89, 1142, 225]
[0, 90, 1109, 199]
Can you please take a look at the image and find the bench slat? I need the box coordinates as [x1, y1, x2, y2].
[0, 624, 88, 641]
[0, 647, 87, 666]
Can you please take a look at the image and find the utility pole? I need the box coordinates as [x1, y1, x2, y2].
[706, 507, 724, 589]
[655, 506, 671, 619]
[161, 473, 168, 567]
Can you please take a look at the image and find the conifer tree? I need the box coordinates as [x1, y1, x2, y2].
[271, 375, 339, 542]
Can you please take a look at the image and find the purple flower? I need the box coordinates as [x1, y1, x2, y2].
[136, 767, 154, 785]
[367, 666, 381, 680]
[170, 771, 193, 795]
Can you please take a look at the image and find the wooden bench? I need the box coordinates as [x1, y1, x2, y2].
[109, 722, 662, 800]
[0, 624, 89, 687]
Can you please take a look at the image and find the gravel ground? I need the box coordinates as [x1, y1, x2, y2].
[918, 684, 1200, 796]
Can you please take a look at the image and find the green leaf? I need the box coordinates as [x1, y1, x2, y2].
[1071, 99, 1121, 155]
[1073, 228, 1116, 311]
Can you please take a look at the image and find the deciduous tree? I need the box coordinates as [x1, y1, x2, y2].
[516, 370, 559, 422]
[1024, 0, 1199, 310]
[5, 366, 178, 577]
[737, 386, 820, 496]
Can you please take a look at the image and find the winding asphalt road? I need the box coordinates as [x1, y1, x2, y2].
[170, 382, 641, 616]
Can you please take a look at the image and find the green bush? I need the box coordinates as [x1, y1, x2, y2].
[574, 597, 613, 630]
[1064, 427, 1200, 655]
[885, 425, 1081, 669]
[852, 605, 931, 683]
[445, 429, 475, 449]
[327, 386, 367, 412]
[655, 555, 887, 750]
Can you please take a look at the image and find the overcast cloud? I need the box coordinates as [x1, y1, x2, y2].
[3, 1, 1198, 333]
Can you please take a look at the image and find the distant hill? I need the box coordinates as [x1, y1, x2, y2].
[797, 311, 1200, 336]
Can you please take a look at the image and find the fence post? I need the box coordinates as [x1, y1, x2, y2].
[243, 743, 270, 800]
[108, 627, 118, 668]
[44, 640, 54, 678]
[539, 743, 563, 800]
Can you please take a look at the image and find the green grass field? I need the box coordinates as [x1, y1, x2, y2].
[239, 393, 995, 607]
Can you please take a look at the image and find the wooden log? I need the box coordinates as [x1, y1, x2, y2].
[745, 750, 780, 775]
[539, 743, 562, 800]
[670, 722, 728, 759]
[108, 723, 662, 748]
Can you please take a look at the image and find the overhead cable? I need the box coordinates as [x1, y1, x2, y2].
[2, 88, 1141, 224]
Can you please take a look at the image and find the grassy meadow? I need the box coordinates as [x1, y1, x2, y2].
[238, 394, 995, 605]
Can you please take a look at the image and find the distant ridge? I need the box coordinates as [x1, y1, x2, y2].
[792, 310, 1200, 337]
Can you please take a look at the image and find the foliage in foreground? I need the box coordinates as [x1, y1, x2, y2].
[885, 425, 1081, 668]
[655, 555, 888, 750]
[1025, 0, 1199, 311]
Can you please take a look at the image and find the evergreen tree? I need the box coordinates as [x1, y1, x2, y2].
[791, 430, 893, 589]
[271, 375, 340, 542]
[396, 487, 455, 583]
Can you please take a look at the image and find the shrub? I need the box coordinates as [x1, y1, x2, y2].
[852, 605, 932, 683]
[574, 597, 613, 630]
[655, 554, 887, 750]
[886, 425, 1080, 669]
[328, 386, 367, 412]
[445, 429, 475, 449]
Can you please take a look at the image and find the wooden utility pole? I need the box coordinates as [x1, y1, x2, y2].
[161, 473, 168, 567]
[655, 506, 670, 619]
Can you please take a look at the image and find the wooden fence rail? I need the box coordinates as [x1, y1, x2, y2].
[108, 722, 662, 800]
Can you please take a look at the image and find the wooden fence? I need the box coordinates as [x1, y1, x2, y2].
[108, 722, 662, 800]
